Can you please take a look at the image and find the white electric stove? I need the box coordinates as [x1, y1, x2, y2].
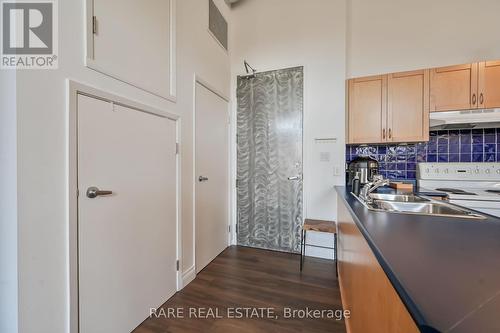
[417, 163, 500, 218]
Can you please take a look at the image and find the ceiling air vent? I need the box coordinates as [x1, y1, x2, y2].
[209, 0, 228, 50]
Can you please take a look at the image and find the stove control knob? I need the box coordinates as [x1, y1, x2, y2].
[426, 168, 430, 173]
[486, 169, 491, 174]
[497, 169, 500, 174]
[474, 169, 480, 174]
[444, 168, 449, 174]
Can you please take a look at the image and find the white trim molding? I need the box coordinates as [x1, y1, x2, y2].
[180, 265, 196, 289]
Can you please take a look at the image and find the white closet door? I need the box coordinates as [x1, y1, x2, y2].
[195, 83, 229, 273]
[77, 94, 177, 333]
[91, 0, 172, 98]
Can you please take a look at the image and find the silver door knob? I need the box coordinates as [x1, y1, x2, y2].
[288, 176, 301, 181]
[198, 176, 209, 182]
[86, 186, 113, 199]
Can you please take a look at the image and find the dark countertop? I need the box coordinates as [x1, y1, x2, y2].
[335, 186, 500, 333]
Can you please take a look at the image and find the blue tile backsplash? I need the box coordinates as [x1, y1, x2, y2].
[346, 128, 500, 180]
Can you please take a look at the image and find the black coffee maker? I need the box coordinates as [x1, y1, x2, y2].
[346, 156, 379, 186]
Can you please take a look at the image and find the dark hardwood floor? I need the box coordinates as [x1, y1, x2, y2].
[134, 246, 346, 333]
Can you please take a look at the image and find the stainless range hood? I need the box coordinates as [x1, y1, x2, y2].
[430, 108, 500, 130]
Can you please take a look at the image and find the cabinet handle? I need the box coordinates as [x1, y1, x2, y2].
[472, 93, 477, 105]
[382, 129, 386, 140]
[388, 128, 392, 139]
[480, 93, 484, 105]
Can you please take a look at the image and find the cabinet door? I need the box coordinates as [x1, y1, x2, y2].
[387, 70, 430, 143]
[348, 75, 387, 144]
[430, 63, 478, 112]
[478, 61, 500, 109]
[90, 0, 174, 99]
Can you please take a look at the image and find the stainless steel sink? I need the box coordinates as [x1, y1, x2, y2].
[371, 200, 485, 218]
[368, 193, 430, 203]
[354, 193, 486, 219]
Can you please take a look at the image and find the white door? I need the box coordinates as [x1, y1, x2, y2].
[77, 95, 177, 333]
[195, 83, 229, 273]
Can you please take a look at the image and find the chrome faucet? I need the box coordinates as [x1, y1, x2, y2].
[359, 175, 390, 203]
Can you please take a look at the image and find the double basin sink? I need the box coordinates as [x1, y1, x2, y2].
[355, 193, 485, 220]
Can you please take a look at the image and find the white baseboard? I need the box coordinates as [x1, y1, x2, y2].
[179, 265, 196, 290]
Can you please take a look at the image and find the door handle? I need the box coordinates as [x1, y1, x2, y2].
[86, 186, 113, 199]
[472, 93, 477, 105]
[288, 176, 301, 181]
[480, 93, 484, 105]
[198, 176, 209, 182]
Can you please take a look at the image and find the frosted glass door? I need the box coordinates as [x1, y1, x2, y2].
[237, 67, 303, 253]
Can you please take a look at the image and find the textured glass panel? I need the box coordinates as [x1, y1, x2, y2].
[237, 67, 303, 253]
[208, 0, 228, 50]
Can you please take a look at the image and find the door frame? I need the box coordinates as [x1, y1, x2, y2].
[67, 80, 180, 333]
[192, 75, 231, 277]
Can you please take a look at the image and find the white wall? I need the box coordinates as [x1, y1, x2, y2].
[229, 0, 347, 259]
[0, 71, 18, 333]
[347, 0, 500, 78]
[15, 0, 231, 332]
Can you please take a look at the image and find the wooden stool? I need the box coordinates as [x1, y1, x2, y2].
[300, 219, 337, 276]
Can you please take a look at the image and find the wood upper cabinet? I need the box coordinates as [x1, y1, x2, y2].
[387, 70, 430, 143]
[337, 198, 419, 333]
[478, 61, 500, 109]
[430, 63, 478, 112]
[348, 76, 387, 144]
[430, 61, 500, 112]
[347, 71, 429, 144]
[347, 59, 500, 143]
